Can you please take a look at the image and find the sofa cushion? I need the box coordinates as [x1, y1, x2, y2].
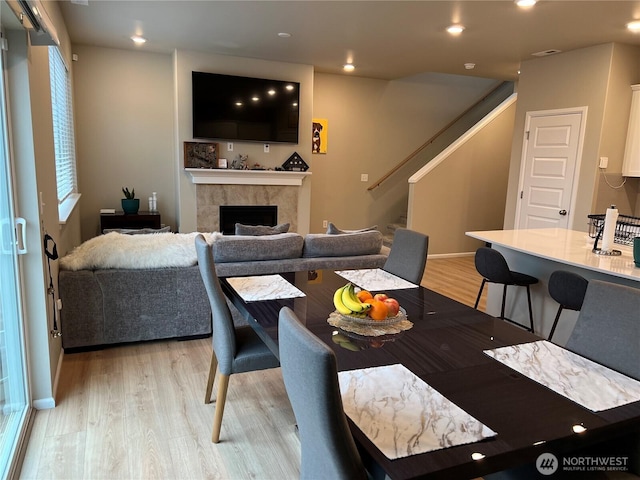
[326, 222, 378, 235]
[103, 226, 171, 235]
[213, 232, 303, 263]
[303, 230, 383, 258]
[235, 222, 290, 236]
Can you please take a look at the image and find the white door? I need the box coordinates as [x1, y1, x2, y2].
[516, 108, 586, 229]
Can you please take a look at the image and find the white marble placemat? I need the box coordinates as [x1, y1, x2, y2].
[335, 268, 418, 291]
[484, 340, 640, 412]
[338, 364, 497, 460]
[226, 275, 305, 302]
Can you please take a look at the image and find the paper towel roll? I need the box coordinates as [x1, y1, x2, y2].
[601, 205, 618, 252]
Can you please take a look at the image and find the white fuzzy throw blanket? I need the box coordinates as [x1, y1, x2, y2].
[59, 231, 222, 271]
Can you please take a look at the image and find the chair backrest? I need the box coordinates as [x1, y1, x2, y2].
[383, 228, 429, 284]
[474, 247, 513, 284]
[565, 279, 640, 380]
[278, 307, 367, 480]
[195, 234, 237, 375]
[548, 270, 588, 311]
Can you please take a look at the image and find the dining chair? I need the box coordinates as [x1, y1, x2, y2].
[195, 234, 280, 443]
[383, 228, 429, 285]
[278, 307, 368, 480]
[565, 279, 640, 380]
[546, 270, 588, 342]
[473, 247, 538, 333]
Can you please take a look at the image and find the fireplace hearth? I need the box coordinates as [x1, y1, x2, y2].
[219, 205, 278, 235]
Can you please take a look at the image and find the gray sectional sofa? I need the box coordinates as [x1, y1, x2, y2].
[59, 230, 388, 350]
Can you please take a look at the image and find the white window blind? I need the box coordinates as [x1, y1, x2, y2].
[48, 47, 77, 204]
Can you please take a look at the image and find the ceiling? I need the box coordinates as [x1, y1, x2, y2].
[57, 1, 640, 81]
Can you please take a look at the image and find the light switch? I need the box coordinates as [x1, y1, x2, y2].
[361, 174, 369, 182]
[227, 142, 234, 152]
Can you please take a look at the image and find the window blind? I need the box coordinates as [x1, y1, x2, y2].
[48, 47, 77, 204]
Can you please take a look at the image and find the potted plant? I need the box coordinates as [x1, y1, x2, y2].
[121, 187, 139, 214]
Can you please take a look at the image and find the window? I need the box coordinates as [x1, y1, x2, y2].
[48, 47, 78, 220]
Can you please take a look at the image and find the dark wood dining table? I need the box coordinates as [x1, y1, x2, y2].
[221, 269, 640, 480]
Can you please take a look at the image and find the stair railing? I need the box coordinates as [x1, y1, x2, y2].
[367, 81, 511, 191]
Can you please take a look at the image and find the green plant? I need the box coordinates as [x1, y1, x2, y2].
[122, 187, 135, 200]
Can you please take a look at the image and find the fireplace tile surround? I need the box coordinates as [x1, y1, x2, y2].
[196, 184, 299, 233]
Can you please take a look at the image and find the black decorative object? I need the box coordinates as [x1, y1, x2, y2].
[282, 152, 309, 172]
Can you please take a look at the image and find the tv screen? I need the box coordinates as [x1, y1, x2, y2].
[192, 71, 300, 144]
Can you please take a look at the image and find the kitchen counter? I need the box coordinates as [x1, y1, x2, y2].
[466, 228, 639, 345]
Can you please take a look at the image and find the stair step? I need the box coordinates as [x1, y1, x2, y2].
[386, 222, 406, 234]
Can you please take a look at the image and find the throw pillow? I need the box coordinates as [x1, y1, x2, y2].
[326, 222, 378, 235]
[235, 223, 290, 236]
[103, 226, 171, 235]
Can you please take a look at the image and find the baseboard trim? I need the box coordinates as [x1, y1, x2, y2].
[427, 252, 475, 259]
[32, 397, 55, 410]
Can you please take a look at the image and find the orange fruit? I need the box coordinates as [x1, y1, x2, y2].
[368, 300, 388, 321]
[356, 290, 373, 302]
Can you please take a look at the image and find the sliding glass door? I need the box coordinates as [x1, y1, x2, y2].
[0, 31, 30, 479]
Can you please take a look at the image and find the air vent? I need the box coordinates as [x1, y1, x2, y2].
[531, 49, 562, 57]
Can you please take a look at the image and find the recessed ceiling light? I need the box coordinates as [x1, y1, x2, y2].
[464, 63, 475, 70]
[515, 0, 537, 7]
[131, 35, 146, 45]
[343, 63, 355, 72]
[627, 21, 640, 32]
[446, 24, 465, 35]
[277, 32, 291, 38]
[572, 424, 587, 434]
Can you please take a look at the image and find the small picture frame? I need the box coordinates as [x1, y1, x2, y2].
[184, 141, 218, 169]
[218, 158, 228, 169]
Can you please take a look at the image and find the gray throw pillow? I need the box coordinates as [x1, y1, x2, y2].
[235, 223, 290, 236]
[103, 226, 171, 235]
[326, 222, 378, 235]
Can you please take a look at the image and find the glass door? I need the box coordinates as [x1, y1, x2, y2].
[0, 29, 30, 479]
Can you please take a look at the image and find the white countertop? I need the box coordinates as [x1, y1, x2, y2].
[466, 228, 640, 282]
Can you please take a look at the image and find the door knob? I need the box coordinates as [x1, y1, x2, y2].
[559, 209, 567, 216]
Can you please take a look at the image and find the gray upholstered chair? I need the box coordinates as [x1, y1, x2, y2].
[383, 228, 429, 285]
[474, 247, 538, 333]
[195, 234, 280, 443]
[565, 279, 640, 380]
[547, 270, 588, 342]
[278, 307, 367, 480]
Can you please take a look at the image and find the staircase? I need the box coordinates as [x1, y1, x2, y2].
[383, 213, 407, 247]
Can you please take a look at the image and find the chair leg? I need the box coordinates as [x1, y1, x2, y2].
[204, 352, 218, 404]
[474, 279, 487, 309]
[525, 285, 535, 334]
[500, 284, 508, 320]
[212, 373, 230, 443]
[548, 306, 563, 342]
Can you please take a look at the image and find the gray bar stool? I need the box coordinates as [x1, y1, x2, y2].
[474, 247, 538, 333]
[547, 270, 588, 342]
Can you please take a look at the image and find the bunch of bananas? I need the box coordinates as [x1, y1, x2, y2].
[333, 283, 371, 317]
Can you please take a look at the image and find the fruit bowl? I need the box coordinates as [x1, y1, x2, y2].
[340, 307, 407, 326]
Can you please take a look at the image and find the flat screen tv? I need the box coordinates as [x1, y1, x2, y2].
[192, 71, 300, 144]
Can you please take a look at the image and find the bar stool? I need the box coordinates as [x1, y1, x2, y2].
[547, 270, 588, 342]
[474, 247, 538, 333]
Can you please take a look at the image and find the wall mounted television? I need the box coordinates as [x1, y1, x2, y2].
[192, 71, 300, 144]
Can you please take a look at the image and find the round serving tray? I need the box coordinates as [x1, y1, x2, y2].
[339, 307, 407, 326]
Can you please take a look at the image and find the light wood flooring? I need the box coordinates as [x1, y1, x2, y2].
[15, 257, 499, 479]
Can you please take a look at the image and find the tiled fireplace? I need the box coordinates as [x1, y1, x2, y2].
[196, 184, 299, 233]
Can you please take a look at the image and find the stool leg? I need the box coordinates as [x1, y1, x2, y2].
[526, 285, 534, 334]
[500, 284, 508, 319]
[474, 279, 487, 309]
[548, 306, 563, 341]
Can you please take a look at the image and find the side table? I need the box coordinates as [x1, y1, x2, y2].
[100, 211, 162, 233]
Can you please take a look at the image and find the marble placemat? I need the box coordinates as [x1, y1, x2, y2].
[338, 364, 497, 460]
[335, 268, 418, 291]
[226, 275, 305, 302]
[484, 340, 640, 412]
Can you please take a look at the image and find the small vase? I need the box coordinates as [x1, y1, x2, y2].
[121, 198, 140, 214]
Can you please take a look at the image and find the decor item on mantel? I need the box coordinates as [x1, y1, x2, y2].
[282, 152, 309, 172]
[184, 141, 218, 169]
[121, 187, 139, 214]
[231, 154, 249, 170]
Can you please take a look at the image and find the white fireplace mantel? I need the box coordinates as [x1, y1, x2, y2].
[185, 168, 311, 186]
